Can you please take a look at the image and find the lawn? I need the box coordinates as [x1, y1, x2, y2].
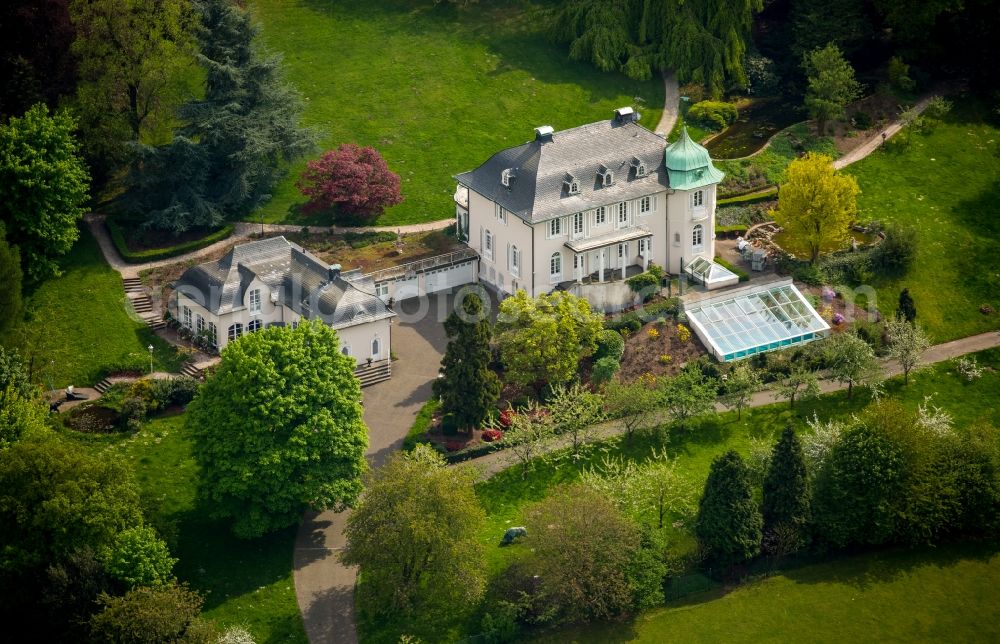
[66, 413, 307, 643]
[249, 0, 664, 227]
[543, 541, 1000, 643]
[843, 102, 1000, 342]
[1, 228, 183, 388]
[358, 348, 1000, 642]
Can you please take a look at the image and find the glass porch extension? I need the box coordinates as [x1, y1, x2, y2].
[684, 280, 830, 362]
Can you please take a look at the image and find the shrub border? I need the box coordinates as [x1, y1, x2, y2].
[717, 187, 778, 206]
[107, 220, 235, 264]
[713, 255, 750, 282]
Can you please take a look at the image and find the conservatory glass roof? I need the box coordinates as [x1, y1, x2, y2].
[684, 281, 830, 362]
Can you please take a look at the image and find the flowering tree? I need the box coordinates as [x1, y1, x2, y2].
[297, 143, 403, 222]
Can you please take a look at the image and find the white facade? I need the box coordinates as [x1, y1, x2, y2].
[460, 179, 717, 298]
[174, 287, 391, 365]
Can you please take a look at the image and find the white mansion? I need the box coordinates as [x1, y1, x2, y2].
[454, 107, 732, 310]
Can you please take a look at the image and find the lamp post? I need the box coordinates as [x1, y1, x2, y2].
[148, 345, 154, 375]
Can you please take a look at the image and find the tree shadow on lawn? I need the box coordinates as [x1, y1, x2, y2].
[778, 540, 1000, 592]
[170, 503, 299, 612]
[950, 179, 1000, 309]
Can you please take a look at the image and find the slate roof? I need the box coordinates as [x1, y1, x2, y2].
[455, 115, 670, 224]
[175, 236, 395, 329]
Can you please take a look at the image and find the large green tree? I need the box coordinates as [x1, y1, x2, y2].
[551, 0, 763, 95]
[88, 583, 213, 644]
[523, 484, 658, 623]
[127, 0, 314, 232]
[812, 422, 905, 547]
[0, 224, 23, 335]
[695, 450, 762, 568]
[341, 446, 486, 615]
[774, 152, 859, 264]
[0, 347, 46, 450]
[495, 290, 602, 392]
[802, 44, 862, 136]
[433, 292, 500, 431]
[0, 104, 90, 281]
[761, 427, 811, 550]
[69, 0, 195, 177]
[186, 320, 368, 538]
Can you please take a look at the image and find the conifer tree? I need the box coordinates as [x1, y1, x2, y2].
[761, 427, 811, 547]
[897, 288, 917, 323]
[695, 450, 762, 568]
[128, 0, 314, 232]
[433, 292, 500, 432]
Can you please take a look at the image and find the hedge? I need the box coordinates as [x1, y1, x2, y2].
[717, 187, 778, 206]
[107, 220, 235, 264]
[713, 255, 750, 282]
[402, 399, 439, 451]
[715, 224, 749, 237]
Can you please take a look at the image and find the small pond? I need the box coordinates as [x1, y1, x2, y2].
[704, 98, 802, 159]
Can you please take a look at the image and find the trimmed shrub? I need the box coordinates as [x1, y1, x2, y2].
[595, 329, 626, 361]
[870, 225, 917, 277]
[688, 101, 739, 130]
[107, 220, 234, 264]
[592, 356, 621, 385]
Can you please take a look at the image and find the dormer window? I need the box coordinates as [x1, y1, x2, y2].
[630, 156, 647, 178]
[563, 174, 580, 195]
[501, 167, 516, 188]
[598, 165, 614, 187]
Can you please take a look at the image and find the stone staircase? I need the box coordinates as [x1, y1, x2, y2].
[355, 359, 391, 388]
[94, 378, 114, 394]
[123, 277, 165, 331]
[180, 362, 205, 380]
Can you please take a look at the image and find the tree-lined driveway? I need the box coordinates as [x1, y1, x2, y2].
[292, 290, 498, 643]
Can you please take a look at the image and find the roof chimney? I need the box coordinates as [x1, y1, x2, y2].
[614, 106, 636, 123]
[328, 263, 342, 281]
[534, 125, 554, 142]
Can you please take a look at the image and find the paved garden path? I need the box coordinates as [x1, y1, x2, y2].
[470, 329, 1000, 478]
[654, 69, 680, 137]
[833, 93, 936, 169]
[86, 214, 455, 280]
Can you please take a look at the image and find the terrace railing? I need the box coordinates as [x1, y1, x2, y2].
[364, 247, 479, 283]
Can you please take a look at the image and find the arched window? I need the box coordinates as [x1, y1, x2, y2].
[371, 338, 381, 359]
[227, 323, 243, 341]
[550, 252, 562, 282]
[692, 224, 704, 248]
[247, 319, 262, 332]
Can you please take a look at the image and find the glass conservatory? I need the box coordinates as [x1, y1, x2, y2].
[684, 280, 830, 362]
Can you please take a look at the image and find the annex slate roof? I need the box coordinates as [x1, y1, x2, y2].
[455, 114, 671, 224]
[664, 127, 725, 191]
[175, 236, 395, 328]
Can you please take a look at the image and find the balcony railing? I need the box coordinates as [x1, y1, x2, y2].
[365, 247, 480, 284]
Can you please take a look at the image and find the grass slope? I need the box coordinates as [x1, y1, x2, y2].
[67, 414, 307, 643]
[844, 104, 1000, 342]
[1, 228, 182, 388]
[545, 541, 1000, 643]
[249, 0, 664, 226]
[359, 349, 1000, 642]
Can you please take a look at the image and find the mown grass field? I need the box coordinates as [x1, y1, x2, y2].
[543, 541, 1000, 643]
[844, 102, 1000, 342]
[359, 348, 1000, 642]
[249, 0, 664, 226]
[66, 413, 307, 643]
[1, 228, 182, 388]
